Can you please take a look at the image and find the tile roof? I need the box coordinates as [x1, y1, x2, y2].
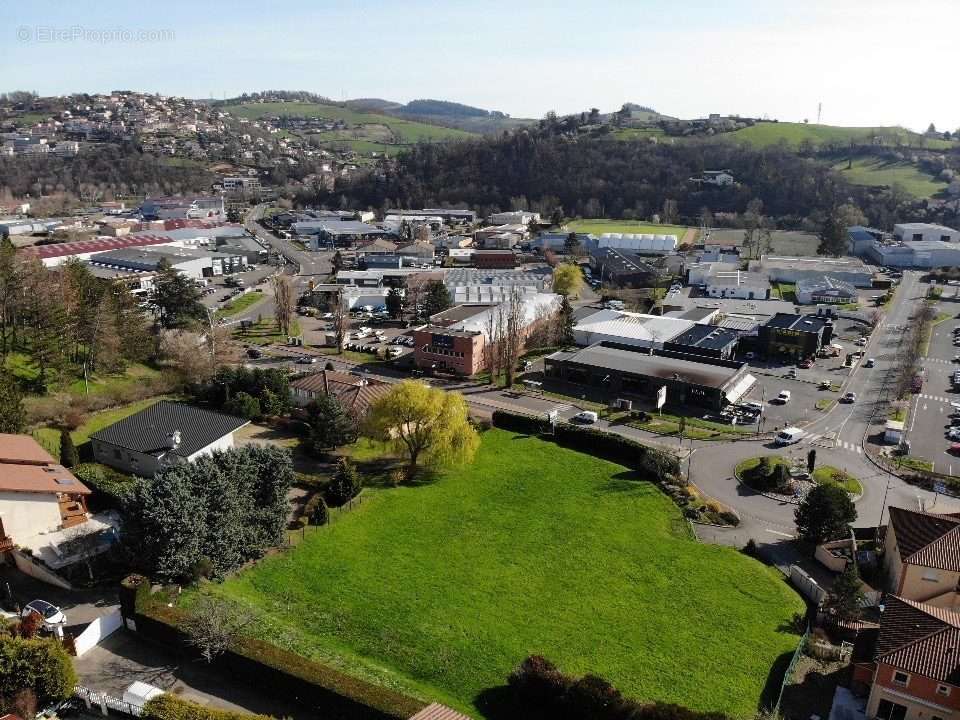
[21, 234, 174, 260]
[0, 434, 90, 495]
[89, 401, 248, 459]
[291, 371, 391, 416]
[876, 597, 960, 683]
[408, 703, 472, 720]
[888, 507, 960, 572]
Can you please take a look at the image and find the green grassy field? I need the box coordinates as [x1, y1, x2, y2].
[832, 157, 948, 198]
[727, 122, 956, 149]
[222, 102, 474, 145]
[566, 219, 692, 240]
[207, 430, 804, 718]
[812, 466, 863, 495]
[215, 292, 267, 319]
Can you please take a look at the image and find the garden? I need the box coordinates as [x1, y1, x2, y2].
[736, 455, 862, 496]
[196, 430, 805, 718]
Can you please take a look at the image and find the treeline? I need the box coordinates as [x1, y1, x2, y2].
[0, 243, 152, 391]
[314, 131, 948, 230]
[0, 143, 215, 206]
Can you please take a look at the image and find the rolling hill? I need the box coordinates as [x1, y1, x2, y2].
[726, 121, 957, 150]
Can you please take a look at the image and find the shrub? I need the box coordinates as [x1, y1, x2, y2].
[143, 694, 270, 720]
[718, 511, 740, 527]
[73, 463, 137, 510]
[223, 391, 262, 421]
[491, 409, 549, 435]
[470, 417, 493, 432]
[58, 428, 79, 468]
[305, 494, 329, 526]
[743, 538, 759, 557]
[0, 635, 76, 709]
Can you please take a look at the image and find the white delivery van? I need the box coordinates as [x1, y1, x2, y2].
[573, 411, 599, 424]
[775, 427, 804, 445]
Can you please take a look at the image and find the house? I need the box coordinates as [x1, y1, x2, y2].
[0, 434, 91, 554]
[488, 210, 540, 225]
[290, 370, 391, 417]
[894, 223, 959, 244]
[693, 170, 735, 186]
[89, 401, 249, 477]
[883, 507, 960, 610]
[852, 595, 960, 720]
[795, 276, 858, 305]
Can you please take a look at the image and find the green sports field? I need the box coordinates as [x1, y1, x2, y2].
[205, 430, 804, 718]
[566, 218, 692, 240]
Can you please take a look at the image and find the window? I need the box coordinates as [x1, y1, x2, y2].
[923, 568, 941, 582]
[936, 684, 951, 697]
[893, 671, 910, 687]
[877, 700, 908, 720]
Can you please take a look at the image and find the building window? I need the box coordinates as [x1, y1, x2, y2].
[923, 568, 941, 582]
[892, 671, 910, 687]
[936, 684, 951, 697]
[877, 700, 908, 720]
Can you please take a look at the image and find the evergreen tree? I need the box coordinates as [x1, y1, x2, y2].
[423, 280, 451, 317]
[829, 564, 865, 621]
[152, 258, 206, 329]
[558, 295, 575, 345]
[305, 395, 358, 455]
[59, 428, 79, 468]
[795, 483, 857, 545]
[326, 457, 361, 507]
[817, 207, 848, 257]
[0, 376, 25, 433]
[386, 287, 404, 319]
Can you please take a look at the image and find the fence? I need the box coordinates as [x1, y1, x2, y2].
[773, 624, 810, 715]
[75, 685, 144, 717]
[790, 564, 828, 606]
[73, 609, 123, 657]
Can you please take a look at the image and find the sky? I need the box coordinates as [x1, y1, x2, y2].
[1, 0, 958, 132]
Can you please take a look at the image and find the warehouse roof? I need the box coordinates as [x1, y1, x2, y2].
[574, 309, 693, 344]
[765, 313, 832, 332]
[547, 343, 744, 390]
[668, 324, 740, 351]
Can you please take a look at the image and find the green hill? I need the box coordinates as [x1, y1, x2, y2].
[832, 156, 949, 198]
[728, 121, 956, 150]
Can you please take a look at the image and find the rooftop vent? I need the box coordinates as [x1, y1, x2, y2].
[166, 430, 182, 450]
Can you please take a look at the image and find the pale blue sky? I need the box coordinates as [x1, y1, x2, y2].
[1, 0, 957, 131]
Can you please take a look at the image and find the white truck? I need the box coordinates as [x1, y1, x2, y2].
[774, 427, 804, 445]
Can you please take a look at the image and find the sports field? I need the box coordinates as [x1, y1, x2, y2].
[566, 218, 692, 240]
[206, 430, 804, 718]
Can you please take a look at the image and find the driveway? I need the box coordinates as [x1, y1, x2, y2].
[0, 566, 117, 628]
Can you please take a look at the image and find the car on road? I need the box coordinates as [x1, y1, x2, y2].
[950, 444, 960, 456]
[775, 427, 804, 445]
[296, 357, 318, 364]
[841, 391, 857, 403]
[22, 599, 66, 630]
[776, 390, 791, 404]
[573, 411, 599, 424]
[855, 337, 867, 346]
[865, 358, 875, 368]
[785, 369, 798, 379]
[818, 380, 832, 390]
[798, 359, 813, 369]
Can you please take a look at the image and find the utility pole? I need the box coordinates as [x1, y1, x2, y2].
[817, 102, 822, 125]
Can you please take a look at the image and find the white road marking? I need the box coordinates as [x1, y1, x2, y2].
[765, 529, 794, 538]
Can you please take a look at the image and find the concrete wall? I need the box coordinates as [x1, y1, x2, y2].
[0, 492, 62, 540]
[93, 433, 238, 478]
[884, 523, 905, 593]
[12, 550, 72, 589]
[73, 610, 123, 657]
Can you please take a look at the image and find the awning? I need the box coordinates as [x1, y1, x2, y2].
[725, 373, 757, 404]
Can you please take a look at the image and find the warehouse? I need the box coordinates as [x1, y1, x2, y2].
[758, 313, 834, 360]
[86, 247, 244, 280]
[573, 309, 694, 350]
[795, 276, 858, 305]
[866, 240, 960, 269]
[663, 324, 740, 360]
[597, 232, 678, 254]
[704, 271, 770, 300]
[893, 223, 958, 243]
[749, 255, 873, 288]
[544, 343, 754, 411]
[589, 247, 662, 287]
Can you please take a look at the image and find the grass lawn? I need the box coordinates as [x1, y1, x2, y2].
[812, 466, 863, 495]
[815, 399, 836, 412]
[832, 157, 948, 198]
[215, 292, 267, 319]
[896, 456, 934, 473]
[735, 455, 790, 479]
[34, 396, 171, 457]
[727, 122, 956, 150]
[205, 431, 804, 718]
[772, 282, 797, 302]
[566, 219, 691, 240]
[318, 348, 384, 365]
[234, 319, 285, 346]
[630, 412, 756, 440]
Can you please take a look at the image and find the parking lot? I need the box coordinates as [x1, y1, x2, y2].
[906, 299, 960, 473]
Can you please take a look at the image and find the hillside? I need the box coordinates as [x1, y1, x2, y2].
[726, 121, 957, 149]
[832, 156, 949, 198]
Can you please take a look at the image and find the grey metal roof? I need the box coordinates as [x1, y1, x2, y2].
[668, 324, 740, 351]
[89, 401, 248, 459]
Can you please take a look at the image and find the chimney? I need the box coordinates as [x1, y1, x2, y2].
[166, 430, 182, 450]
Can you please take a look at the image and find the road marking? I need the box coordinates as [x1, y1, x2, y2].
[765, 529, 794, 538]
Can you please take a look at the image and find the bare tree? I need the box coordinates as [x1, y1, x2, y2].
[182, 595, 256, 664]
[331, 292, 348, 353]
[272, 274, 295, 336]
[482, 307, 499, 384]
[503, 288, 526, 387]
[868, 308, 884, 330]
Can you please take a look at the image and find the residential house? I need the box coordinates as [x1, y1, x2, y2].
[289, 370, 392, 418]
[89, 401, 249, 477]
[0, 434, 91, 554]
[883, 507, 960, 610]
[853, 595, 960, 720]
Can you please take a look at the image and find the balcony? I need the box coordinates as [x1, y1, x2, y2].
[0, 536, 13, 553]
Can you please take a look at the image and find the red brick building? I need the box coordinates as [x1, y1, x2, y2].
[472, 250, 518, 269]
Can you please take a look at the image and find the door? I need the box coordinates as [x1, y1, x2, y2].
[877, 699, 908, 720]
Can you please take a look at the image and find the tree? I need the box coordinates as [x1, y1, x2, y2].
[0, 635, 76, 712]
[59, 428, 79, 468]
[829, 564, 865, 621]
[564, 232, 581, 257]
[386, 287, 404, 319]
[817, 207, 848, 257]
[661, 198, 679, 225]
[558, 295, 575, 345]
[152, 259, 205, 329]
[807, 449, 816, 474]
[181, 595, 255, 664]
[309, 495, 329, 525]
[794, 483, 857, 545]
[423, 280, 450, 318]
[552, 263, 583, 297]
[331, 292, 348, 351]
[0, 377, 25, 433]
[304, 394, 358, 455]
[224, 391, 262, 421]
[365, 381, 480, 474]
[331, 250, 344, 276]
[326, 457, 361, 506]
[272, 274, 296, 336]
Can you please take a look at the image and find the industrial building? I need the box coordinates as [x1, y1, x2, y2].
[663, 325, 740, 360]
[294, 220, 396, 248]
[597, 233, 678, 254]
[893, 223, 959, 243]
[140, 196, 225, 222]
[795, 276, 858, 305]
[572, 309, 694, 350]
[704, 271, 770, 300]
[865, 240, 960, 269]
[589, 247, 662, 287]
[86, 246, 245, 280]
[758, 313, 834, 360]
[544, 343, 754, 411]
[749, 255, 874, 287]
[472, 250, 518, 269]
[488, 210, 540, 225]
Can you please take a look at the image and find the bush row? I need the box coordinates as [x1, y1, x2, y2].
[144, 694, 270, 720]
[508, 655, 728, 720]
[73, 462, 137, 511]
[491, 411, 680, 480]
[123, 577, 425, 720]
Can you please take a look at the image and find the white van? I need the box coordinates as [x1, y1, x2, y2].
[775, 427, 804, 445]
[777, 390, 791, 404]
[573, 411, 599, 424]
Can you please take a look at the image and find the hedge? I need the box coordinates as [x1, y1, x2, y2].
[491, 410, 680, 480]
[144, 695, 270, 720]
[73, 462, 137, 511]
[122, 577, 425, 720]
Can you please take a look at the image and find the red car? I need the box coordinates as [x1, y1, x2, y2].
[950, 444, 960, 455]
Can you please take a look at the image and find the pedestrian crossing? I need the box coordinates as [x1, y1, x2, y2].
[925, 358, 956, 366]
[804, 432, 862, 454]
[918, 393, 955, 404]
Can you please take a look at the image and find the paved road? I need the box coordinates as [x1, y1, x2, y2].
[245, 204, 332, 292]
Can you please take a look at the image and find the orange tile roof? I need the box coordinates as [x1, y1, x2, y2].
[0, 433, 57, 465]
[0, 434, 90, 495]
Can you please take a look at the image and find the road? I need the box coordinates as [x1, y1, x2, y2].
[245, 204, 332, 291]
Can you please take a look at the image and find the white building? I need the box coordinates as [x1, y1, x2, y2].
[704, 271, 770, 300]
[893, 223, 959, 244]
[90, 401, 249, 478]
[221, 176, 261, 193]
[488, 210, 541, 225]
[598, 233, 678, 254]
[700, 170, 735, 186]
[572, 309, 694, 349]
[795, 276, 858, 305]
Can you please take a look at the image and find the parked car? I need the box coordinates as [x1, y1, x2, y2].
[785, 369, 798, 379]
[22, 600, 66, 630]
[776, 390, 791, 404]
[865, 358, 875, 368]
[950, 444, 960, 456]
[855, 337, 867, 346]
[246, 347, 262, 359]
[948, 428, 960, 440]
[798, 359, 813, 369]
[296, 357, 318, 364]
[818, 380, 832, 390]
[573, 411, 599, 424]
